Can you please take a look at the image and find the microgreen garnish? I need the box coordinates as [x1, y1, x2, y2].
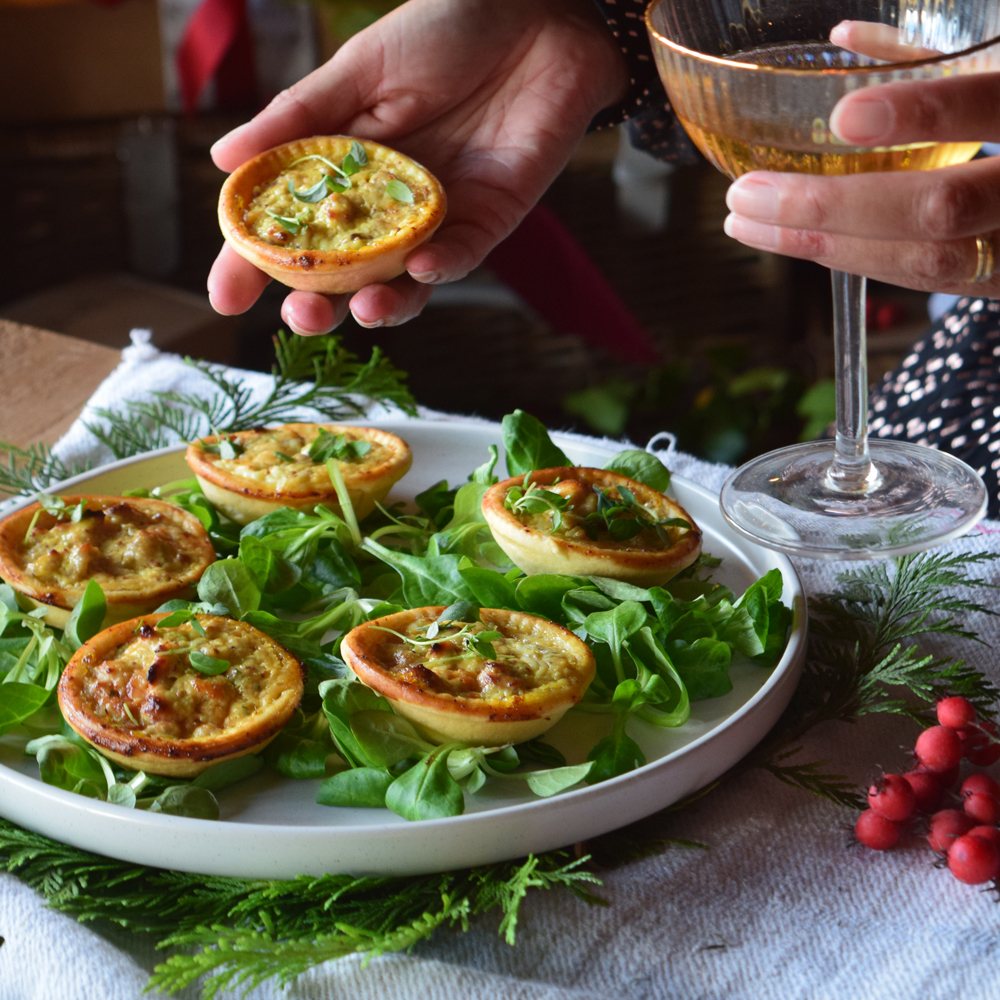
[188, 651, 231, 676]
[23, 495, 87, 542]
[371, 605, 504, 662]
[341, 140, 368, 175]
[265, 209, 308, 235]
[385, 179, 414, 204]
[504, 479, 570, 532]
[123, 703, 139, 726]
[287, 175, 348, 203]
[274, 451, 294, 462]
[307, 429, 372, 464]
[584, 486, 691, 543]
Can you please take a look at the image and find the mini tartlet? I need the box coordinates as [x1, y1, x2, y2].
[0, 495, 216, 629]
[482, 467, 702, 587]
[58, 613, 304, 777]
[185, 423, 412, 525]
[340, 606, 596, 747]
[218, 135, 447, 293]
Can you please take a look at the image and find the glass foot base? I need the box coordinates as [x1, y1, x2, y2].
[719, 440, 987, 559]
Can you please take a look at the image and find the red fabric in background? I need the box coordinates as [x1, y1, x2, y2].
[176, 0, 257, 114]
[487, 204, 660, 365]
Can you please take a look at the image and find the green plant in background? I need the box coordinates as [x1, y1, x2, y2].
[796, 378, 836, 441]
[563, 347, 821, 465]
[314, 0, 403, 44]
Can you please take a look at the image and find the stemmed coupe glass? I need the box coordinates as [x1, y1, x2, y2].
[646, 0, 1000, 559]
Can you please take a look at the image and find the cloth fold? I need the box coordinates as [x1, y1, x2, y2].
[4, 337, 1000, 1000]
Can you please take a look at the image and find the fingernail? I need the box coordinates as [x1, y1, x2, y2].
[409, 270, 442, 284]
[727, 177, 780, 221]
[832, 96, 894, 143]
[352, 311, 384, 329]
[723, 214, 781, 251]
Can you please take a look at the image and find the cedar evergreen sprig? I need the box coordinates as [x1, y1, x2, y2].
[0, 818, 602, 998]
[0, 440, 79, 500]
[0, 331, 416, 495]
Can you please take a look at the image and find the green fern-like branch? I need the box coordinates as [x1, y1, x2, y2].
[0, 440, 84, 500]
[84, 331, 417, 461]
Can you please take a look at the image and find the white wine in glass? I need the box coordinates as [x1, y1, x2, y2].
[646, 0, 1000, 559]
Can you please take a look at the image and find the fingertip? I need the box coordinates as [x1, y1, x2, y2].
[280, 292, 349, 336]
[207, 244, 271, 315]
[830, 92, 895, 145]
[350, 277, 433, 328]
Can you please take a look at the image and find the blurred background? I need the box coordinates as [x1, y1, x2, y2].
[0, 0, 932, 464]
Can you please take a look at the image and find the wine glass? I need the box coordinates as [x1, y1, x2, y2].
[646, 0, 1000, 559]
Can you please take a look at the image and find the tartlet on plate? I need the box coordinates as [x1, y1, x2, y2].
[340, 606, 597, 747]
[185, 423, 412, 525]
[58, 613, 304, 777]
[0, 495, 216, 629]
[481, 467, 702, 587]
[218, 135, 446, 293]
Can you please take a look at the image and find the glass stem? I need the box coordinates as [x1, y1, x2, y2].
[826, 269, 879, 493]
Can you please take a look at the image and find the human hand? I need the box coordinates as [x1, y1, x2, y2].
[208, 0, 626, 335]
[723, 24, 1000, 296]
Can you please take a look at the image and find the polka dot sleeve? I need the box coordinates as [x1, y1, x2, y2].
[589, 0, 701, 164]
[868, 296, 1000, 518]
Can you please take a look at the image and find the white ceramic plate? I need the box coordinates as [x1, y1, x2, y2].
[0, 418, 806, 878]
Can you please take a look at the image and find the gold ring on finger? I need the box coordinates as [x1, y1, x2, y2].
[969, 233, 996, 284]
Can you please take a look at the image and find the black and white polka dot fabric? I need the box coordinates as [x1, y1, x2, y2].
[870, 297, 1000, 518]
[590, 0, 700, 164]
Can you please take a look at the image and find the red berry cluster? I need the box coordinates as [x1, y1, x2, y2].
[854, 696, 1000, 886]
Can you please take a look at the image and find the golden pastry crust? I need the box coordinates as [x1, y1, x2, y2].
[58, 613, 304, 778]
[218, 135, 446, 293]
[185, 423, 412, 526]
[341, 606, 596, 746]
[0, 496, 216, 629]
[482, 467, 702, 587]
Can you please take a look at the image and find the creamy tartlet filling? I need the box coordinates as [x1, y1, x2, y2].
[204, 425, 393, 493]
[21, 502, 204, 593]
[374, 616, 582, 705]
[77, 618, 295, 741]
[508, 478, 685, 551]
[244, 156, 434, 252]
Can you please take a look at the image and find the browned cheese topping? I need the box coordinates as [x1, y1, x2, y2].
[77, 619, 292, 740]
[513, 479, 675, 551]
[380, 618, 581, 704]
[21, 503, 201, 593]
[206, 426, 392, 493]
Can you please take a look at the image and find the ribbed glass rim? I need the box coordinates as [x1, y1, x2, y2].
[644, 0, 1000, 74]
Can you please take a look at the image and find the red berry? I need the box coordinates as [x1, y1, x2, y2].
[968, 826, 1000, 850]
[937, 696, 977, 731]
[915, 726, 963, 773]
[855, 809, 901, 850]
[948, 833, 1000, 884]
[961, 773, 1000, 801]
[928, 809, 975, 853]
[903, 770, 943, 813]
[867, 774, 916, 822]
[963, 721, 1000, 767]
[964, 792, 1000, 826]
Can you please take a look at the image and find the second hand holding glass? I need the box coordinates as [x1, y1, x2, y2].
[646, 0, 999, 559]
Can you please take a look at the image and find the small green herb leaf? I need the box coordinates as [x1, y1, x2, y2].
[385, 179, 414, 204]
[188, 651, 230, 676]
[265, 209, 307, 235]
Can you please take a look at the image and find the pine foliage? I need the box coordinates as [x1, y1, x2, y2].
[0, 331, 416, 494]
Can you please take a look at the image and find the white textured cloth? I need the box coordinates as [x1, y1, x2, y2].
[3, 336, 1000, 1000]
